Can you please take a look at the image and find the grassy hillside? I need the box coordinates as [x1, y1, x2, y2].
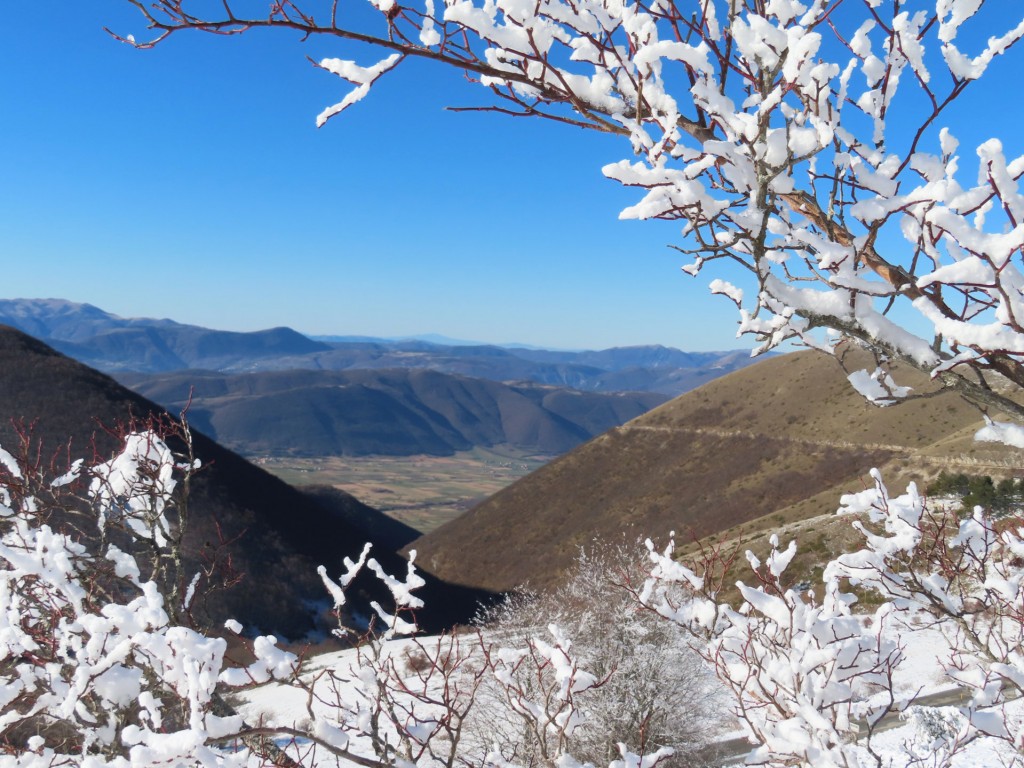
[410, 350, 1023, 593]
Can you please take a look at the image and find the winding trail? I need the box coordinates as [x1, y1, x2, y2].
[620, 423, 910, 453]
[617, 423, 1020, 472]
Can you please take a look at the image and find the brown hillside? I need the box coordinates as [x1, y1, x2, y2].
[410, 350, 1023, 593]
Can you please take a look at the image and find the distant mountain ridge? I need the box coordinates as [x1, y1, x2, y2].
[118, 368, 667, 457]
[312, 333, 489, 346]
[0, 299, 760, 397]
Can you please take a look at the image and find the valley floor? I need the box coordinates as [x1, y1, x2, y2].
[256, 447, 551, 532]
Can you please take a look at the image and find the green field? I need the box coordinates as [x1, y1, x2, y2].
[256, 447, 551, 533]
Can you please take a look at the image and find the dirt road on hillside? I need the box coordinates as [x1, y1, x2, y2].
[620, 424, 1020, 472]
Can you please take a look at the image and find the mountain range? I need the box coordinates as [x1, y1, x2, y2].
[4, 302, 1021, 631]
[0, 298, 768, 458]
[0, 299, 758, 396]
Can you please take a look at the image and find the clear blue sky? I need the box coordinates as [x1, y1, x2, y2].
[2, 3, 1021, 351]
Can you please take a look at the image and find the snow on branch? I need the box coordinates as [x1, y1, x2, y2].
[316, 54, 403, 126]
[824, 469, 1024, 754]
[847, 367, 913, 406]
[643, 529, 906, 767]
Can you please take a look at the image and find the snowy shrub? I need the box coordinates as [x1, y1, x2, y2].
[903, 706, 973, 768]
[471, 541, 720, 767]
[0, 423, 293, 765]
[642, 530, 906, 768]
[636, 470, 1024, 767]
[827, 472, 1024, 758]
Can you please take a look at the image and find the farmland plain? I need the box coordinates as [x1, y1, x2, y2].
[256, 447, 551, 533]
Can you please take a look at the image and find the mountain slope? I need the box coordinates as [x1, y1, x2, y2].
[0, 326, 490, 634]
[230, 343, 757, 395]
[117, 368, 668, 457]
[409, 350, 1022, 593]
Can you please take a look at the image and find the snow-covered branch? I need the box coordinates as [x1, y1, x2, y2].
[643, 531, 904, 767]
[116, 1, 1024, 432]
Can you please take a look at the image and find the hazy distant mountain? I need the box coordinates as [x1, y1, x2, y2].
[507, 345, 748, 371]
[118, 368, 668, 457]
[409, 350, 1024, 594]
[263, 343, 760, 396]
[0, 299, 330, 371]
[0, 298, 182, 342]
[0, 325, 491, 635]
[0, 299, 760, 396]
[312, 333, 487, 346]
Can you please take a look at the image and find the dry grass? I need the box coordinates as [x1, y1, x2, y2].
[412, 351, 1024, 594]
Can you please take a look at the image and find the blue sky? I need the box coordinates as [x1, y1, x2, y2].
[2, 3, 1022, 351]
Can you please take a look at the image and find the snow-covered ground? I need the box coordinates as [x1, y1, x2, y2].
[231, 621, 1022, 768]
